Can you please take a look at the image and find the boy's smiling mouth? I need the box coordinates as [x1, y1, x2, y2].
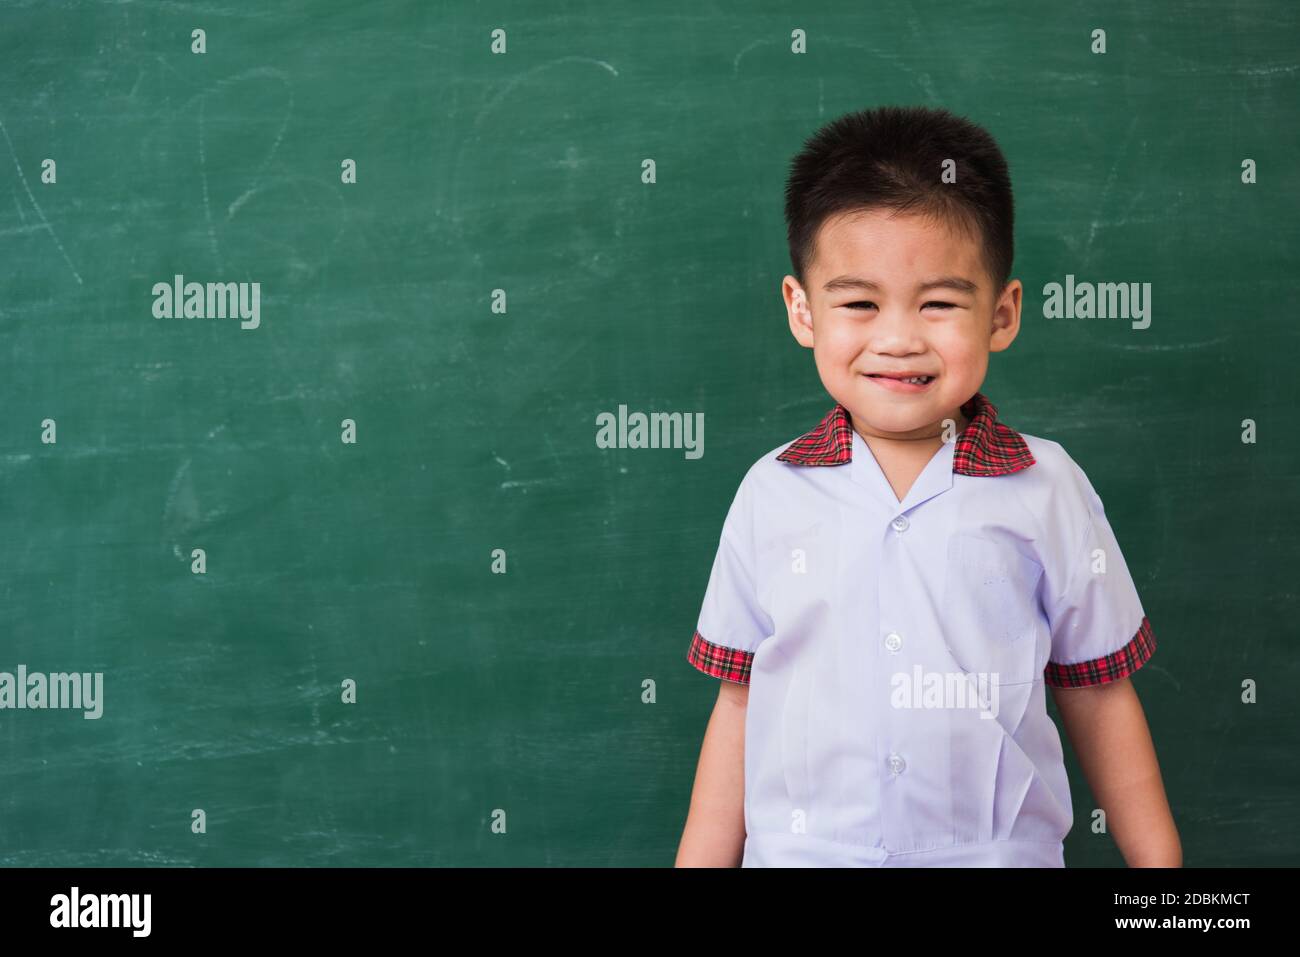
[864, 371, 937, 393]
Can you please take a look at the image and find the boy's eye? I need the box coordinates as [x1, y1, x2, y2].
[841, 301, 957, 310]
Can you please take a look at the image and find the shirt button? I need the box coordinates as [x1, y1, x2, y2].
[888, 753, 906, 775]
[884, 632, 902, 652]
[890, 515, 909, 533]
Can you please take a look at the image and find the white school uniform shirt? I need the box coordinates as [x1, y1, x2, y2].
[687, 391, 1156, 867]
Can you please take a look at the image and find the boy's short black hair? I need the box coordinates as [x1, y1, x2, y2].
[784, 105, 1014, 294]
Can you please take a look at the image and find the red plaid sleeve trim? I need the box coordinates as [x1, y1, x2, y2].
[1044, 615, 1157, 688]
[687, 630, 754, 684]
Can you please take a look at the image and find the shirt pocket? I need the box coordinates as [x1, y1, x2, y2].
[941, 533, 1045, 685]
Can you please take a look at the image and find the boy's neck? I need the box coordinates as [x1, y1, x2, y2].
[851, 407, 970, 457]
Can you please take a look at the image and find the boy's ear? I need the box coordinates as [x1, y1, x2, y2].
[989, 278, 1022, 353]
[784, 277, 815, 348]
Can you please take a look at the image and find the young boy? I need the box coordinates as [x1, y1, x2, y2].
[676, 106, 1180, 868]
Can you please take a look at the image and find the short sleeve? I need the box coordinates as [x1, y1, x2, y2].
[686, 477, 773, 684]
[1041, 460, 1157, 689]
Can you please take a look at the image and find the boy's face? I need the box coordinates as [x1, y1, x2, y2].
[782, 208, 1021, 443]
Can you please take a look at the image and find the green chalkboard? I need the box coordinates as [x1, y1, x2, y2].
[1, 0, 1296, 867]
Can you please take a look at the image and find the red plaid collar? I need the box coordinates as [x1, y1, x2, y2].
[775, 391, 1035, 476]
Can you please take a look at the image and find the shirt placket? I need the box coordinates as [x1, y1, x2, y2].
[854, 435, 959, 855]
